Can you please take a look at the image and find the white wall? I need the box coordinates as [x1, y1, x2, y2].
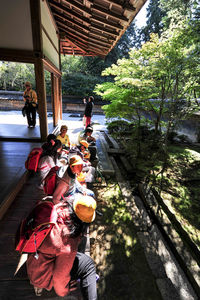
[0, 0, 33, 50]
[41, 0, 60, 69]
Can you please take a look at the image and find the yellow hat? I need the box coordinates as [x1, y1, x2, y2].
[73, 194, 96, 223]
[69, 155, 84, 166]
[25, 81, 31, 86]
[80, 140, 89, 148]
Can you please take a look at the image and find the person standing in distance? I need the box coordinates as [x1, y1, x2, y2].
[23, 81, 38, 128]
[83, 96, 94, 128]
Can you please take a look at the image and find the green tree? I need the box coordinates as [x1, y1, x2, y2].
[95, 25, 199, 146]
[140, 0, 165, 42]
[0, 62, 35, 91]
[159, 0, 195, 29]
[60, 21, 141, 97]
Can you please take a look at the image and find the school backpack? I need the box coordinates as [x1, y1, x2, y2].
[15, 200, 57, 254]
[25, 148, 43, 172]
[43, 166, 59, 195]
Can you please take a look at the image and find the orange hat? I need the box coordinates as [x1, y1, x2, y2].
[73, 194, 96, 223]
[80, 140, 89, 148]
[69, 155, 84, 166]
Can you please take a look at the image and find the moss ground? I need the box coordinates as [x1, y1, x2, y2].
[90, 182, 162, 300]
[149, 145, 200, 247]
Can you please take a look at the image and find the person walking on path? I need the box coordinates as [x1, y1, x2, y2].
[83, 96, 94, 128]
[23, 81, 38, 128]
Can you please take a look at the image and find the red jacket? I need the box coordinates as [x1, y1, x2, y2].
[26, 203, 81, 297]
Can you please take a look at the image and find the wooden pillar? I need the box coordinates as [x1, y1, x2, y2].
[58, 38, 62, 121]
[30, 0, 47, 141]
[55, 76, 59, 125]
[51, 73, 60, 127]
[58, 76, 62, 120]
[51, 73, 56, 127]
[35, 58, 48, 142]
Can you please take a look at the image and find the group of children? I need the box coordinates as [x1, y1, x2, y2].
[37, 124, 98, 190]
[16, 124, 100, 299]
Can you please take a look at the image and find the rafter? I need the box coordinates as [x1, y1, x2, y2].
[90, 0, 136, 11]
[92, 4, 129, 22]
[90, 15, 123, 30]
[48, 0, 91, 26]
[48, 0, 123, 31]
[62, 0, 92, 16]
[64, 38, 86, 54]
[59, 22, 112, 49]
[53, 10, 90, 32]
[55, 14, 89, 32]
[60, 34, 88, 53]
[47, 0, 148, 57]
[90, 22, 119, 37]
[58, 18, 114, 45]
[57, 22, 89, 43]
[89, 31, 115, 43]
[59, 26, 89, 47]
[54, 10, 118, 38]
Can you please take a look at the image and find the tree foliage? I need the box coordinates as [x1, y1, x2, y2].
[140, 0, 165, 42]
[0, 62, 35, 91]
[95, 23, 200, 141]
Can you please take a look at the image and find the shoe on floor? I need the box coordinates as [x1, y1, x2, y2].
[34, 286, 43, 296]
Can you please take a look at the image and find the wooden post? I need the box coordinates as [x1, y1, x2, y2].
[30, 0, 47, 141]
[51, 72, 56, 127]
[51, 73, 60, 127]
[34, 58, 48, 142]
[58, 76, 62, 120]
[55, 76, 59, 125]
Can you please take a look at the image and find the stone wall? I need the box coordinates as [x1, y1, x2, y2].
[0, 90, 105, 114]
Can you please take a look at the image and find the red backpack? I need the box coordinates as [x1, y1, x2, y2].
[25, 148, 43, 172]
[15, 201, 57, 254]
[43, 166, 59, 195]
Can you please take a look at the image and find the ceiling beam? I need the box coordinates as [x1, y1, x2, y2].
[56, 18, 113, 46]
[90, 0, 136, 11]
[92, 4, 129, 22]
[59, 27, 89, 48]
[57, 22, 89, 42]
[89, 31, 115, 42]
[64, 38, 87, 54]
[90, 22, 119, 37]
[90, 15, 123, 30]
[58, 22, 112, 48]
[62, 29, 108, 55]
[62, 0, 92, 16]
[48, 0, 124, 31]
[48, 0, 91, 26]
[54, 13, 89, 32]
[60, 35, 89, 53]
[54, 11, 118, 38]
